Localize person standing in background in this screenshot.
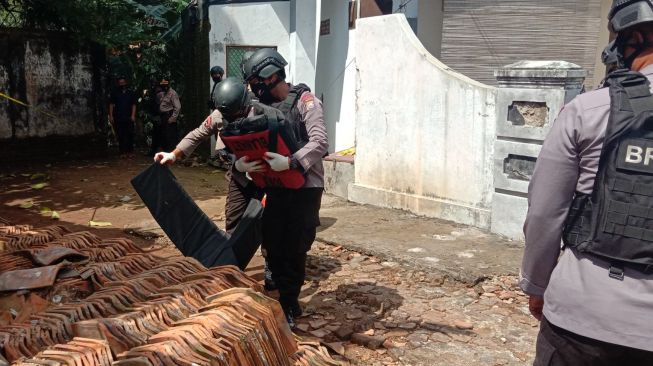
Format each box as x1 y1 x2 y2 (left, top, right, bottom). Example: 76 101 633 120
109 76 137 158
158 78 181 151
145 78 164 156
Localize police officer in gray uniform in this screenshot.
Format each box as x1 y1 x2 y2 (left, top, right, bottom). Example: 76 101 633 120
242 49 328 327
522 1 653 364
153 78 264 236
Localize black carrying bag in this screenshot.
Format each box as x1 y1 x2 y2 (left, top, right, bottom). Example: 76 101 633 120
130 164 263 269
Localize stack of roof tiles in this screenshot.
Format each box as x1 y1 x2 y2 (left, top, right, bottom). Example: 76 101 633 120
0 219 341 366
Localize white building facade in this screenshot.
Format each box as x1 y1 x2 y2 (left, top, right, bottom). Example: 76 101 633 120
206 1 598 240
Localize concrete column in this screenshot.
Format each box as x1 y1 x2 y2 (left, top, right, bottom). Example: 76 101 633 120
290 0 318 89
416 0 443 58
491 61 586 240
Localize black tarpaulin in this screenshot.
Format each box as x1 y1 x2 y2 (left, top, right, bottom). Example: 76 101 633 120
130 164 262 269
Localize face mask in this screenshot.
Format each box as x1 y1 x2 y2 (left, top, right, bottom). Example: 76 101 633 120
212 76 222 83
251 82 275 104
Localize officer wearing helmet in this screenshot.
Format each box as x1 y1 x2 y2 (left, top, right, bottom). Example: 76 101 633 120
208 65 225 110
241 51 256 80
241 48 328 327
207 65 231 168
153 77 264 234
522 1 653 363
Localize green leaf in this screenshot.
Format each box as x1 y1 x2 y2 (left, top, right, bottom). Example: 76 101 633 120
89 220 112 227
51 211 60 220
19 202 34 209
30 173 48 180
158 19 182 42
39 207 52 214
31 182 49 190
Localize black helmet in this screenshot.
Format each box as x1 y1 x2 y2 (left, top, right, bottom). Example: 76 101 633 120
213 77 251 117
609 0 653 32
241 50 256 78
210 65 224 75
243 48 287 81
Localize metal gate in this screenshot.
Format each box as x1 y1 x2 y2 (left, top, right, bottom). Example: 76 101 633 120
225 45 276 81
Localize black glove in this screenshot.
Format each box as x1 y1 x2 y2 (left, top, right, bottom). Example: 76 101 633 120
207 99 215 110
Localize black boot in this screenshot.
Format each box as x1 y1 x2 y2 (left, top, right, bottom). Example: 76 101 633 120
285 311 296 329
282 299 303 318
263 260 277 291
290 300 303 318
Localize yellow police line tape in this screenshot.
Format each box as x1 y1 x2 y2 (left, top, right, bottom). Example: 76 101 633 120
0 91 118 138
0 91 75 121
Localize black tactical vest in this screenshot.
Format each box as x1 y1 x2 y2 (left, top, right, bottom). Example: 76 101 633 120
563 69 653 277
271 84 311 146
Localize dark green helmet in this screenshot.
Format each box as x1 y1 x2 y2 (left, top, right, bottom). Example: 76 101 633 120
242 48 287 81
241 50 256 79
609 0 653 32
213 77 251 118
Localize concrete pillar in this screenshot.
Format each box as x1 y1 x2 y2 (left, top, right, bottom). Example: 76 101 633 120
290 0 318 89
491 61 586 240
417 0 443 58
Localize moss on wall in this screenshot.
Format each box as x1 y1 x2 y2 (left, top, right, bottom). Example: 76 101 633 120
0 29 106 162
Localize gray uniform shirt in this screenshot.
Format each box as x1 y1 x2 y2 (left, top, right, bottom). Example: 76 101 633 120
521 64 653 351
159 88 181 122
176 110 250 188
292 91 329 188
176 110 223 157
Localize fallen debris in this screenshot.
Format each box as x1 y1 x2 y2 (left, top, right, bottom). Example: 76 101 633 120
0 221 343 365
0 264 65 291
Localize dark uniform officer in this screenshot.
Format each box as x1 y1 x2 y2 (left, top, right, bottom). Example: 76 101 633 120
522 1 653 364
153 78 264 235
242 48 328 326
208 65 225 110
109 76 137 157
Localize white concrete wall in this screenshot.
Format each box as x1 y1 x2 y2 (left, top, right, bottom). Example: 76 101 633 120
349 14 497 229
208 2 318 90
334 35 357 152
316 0 357 153
209 3 290 78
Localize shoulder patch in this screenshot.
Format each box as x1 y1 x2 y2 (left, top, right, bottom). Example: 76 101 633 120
300 92 314 102
300 92 315 111
203 115 213 129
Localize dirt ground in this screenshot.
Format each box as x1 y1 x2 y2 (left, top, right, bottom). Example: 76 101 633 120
0 154 538 366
